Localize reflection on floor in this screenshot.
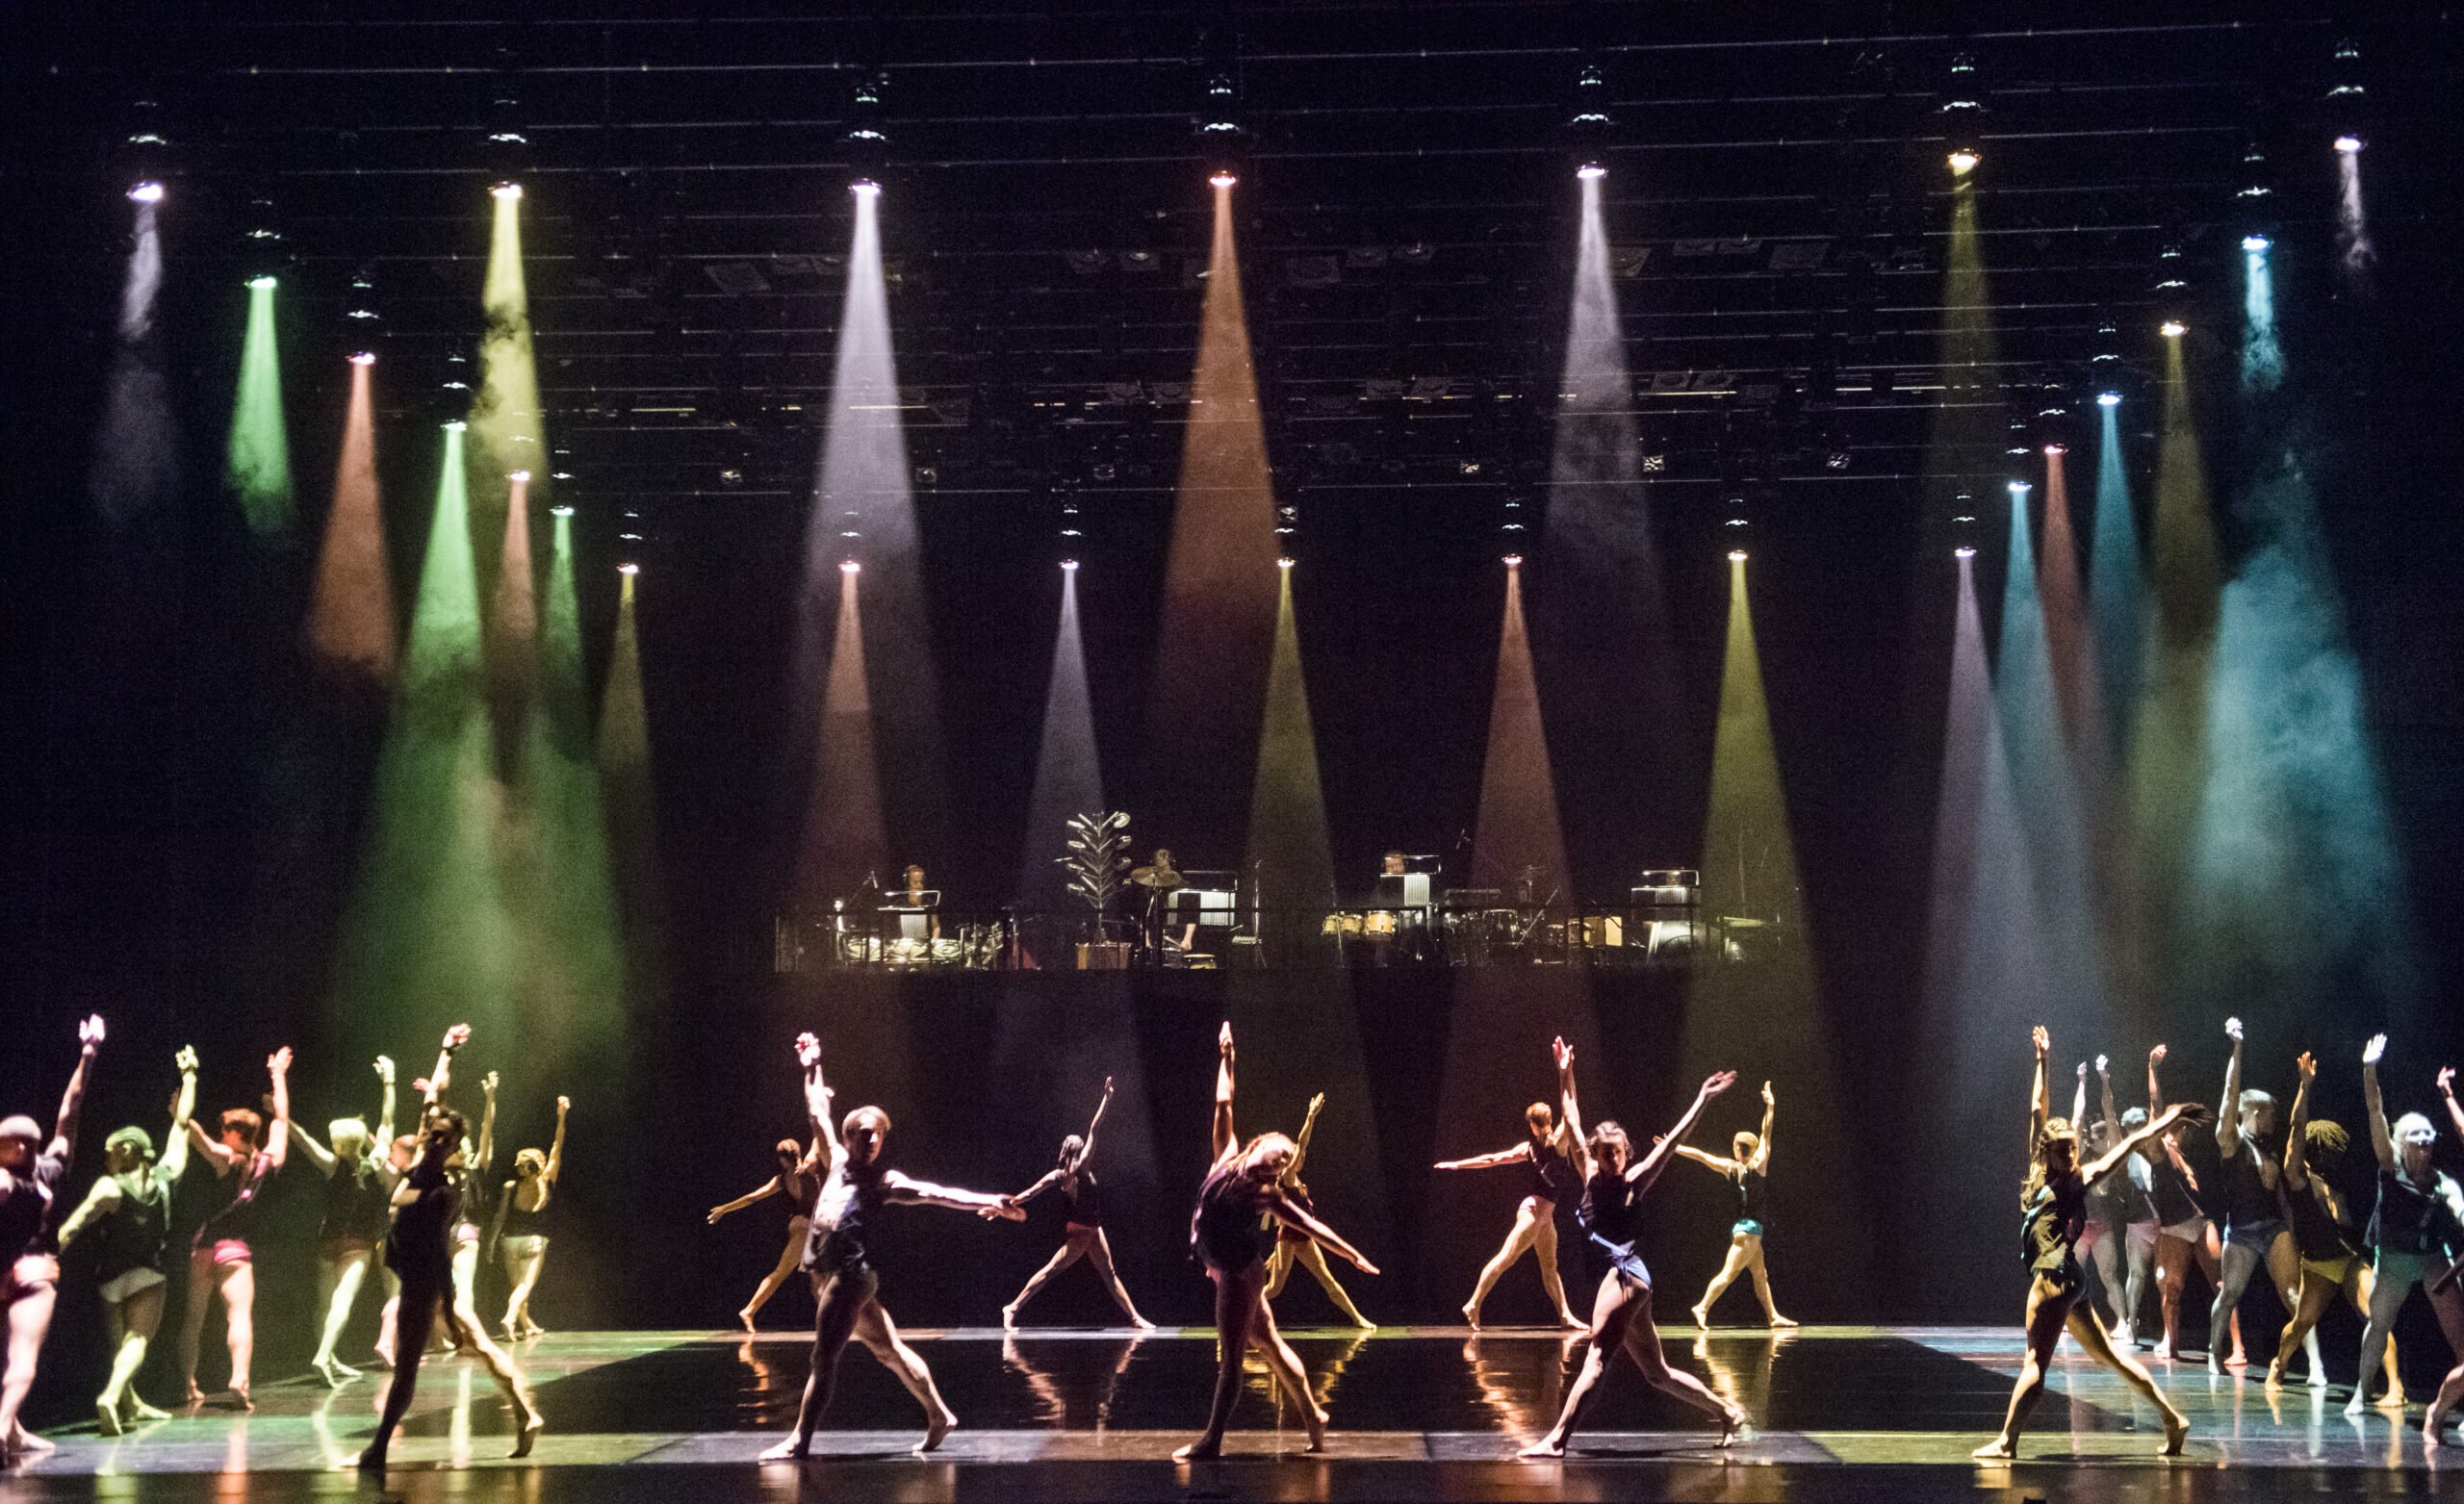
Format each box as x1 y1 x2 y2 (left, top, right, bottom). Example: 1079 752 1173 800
13 1326 2464 1501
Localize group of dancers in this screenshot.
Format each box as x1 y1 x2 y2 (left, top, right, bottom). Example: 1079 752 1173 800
0 1018 567 1468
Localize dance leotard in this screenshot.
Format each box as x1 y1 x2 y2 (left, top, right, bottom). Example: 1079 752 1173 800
1061 1168 1102 1230
1190 1161 1277 1273
320 1160 394 1250
1733 1166 1770 1236
1527 1141 1580 1205
192 1151 275 1259
806 1159 891 1280
95 1169 170 1288
1578 1168 1650 1286
385 1159 461 1288
2020 1171 2089 1294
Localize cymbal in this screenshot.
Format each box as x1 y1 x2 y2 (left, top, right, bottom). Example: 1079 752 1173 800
1129 865 1183 888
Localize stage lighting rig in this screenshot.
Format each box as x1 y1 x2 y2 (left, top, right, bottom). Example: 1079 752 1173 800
846 70 890 187
1564 58 1615 178
236 190 292 284
114 97 174 203
1196 68 1249 185
1937 50 1989 174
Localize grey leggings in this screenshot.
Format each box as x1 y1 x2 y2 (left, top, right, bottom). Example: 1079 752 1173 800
2354 1251 2430 1401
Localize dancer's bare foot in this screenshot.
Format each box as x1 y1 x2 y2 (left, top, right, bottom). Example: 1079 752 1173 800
757 1437 809 1462
1556 1310 1587 1331
1304 1406 1329 1453
13 1428 56 1458
183 1384 207 1408
126 1397 170 1422
1350 1316 1375 1332
2264 1360 2285 1389
231 1384 252 1413
1971 1437 2016 1461
2227 1346 2248 1368
1517 1436 1567 1459
2307 1364 2329 1390
1690 1303 1710 1330
511 1404 545 1459
1460 1301 1481 1330
1767 1313 1799 1329
1172 1438 1223 1461
2345 1393 2368 1418
2161 1412 2190 1456
522 1323 547 1340
2379 1389 2409 1412
96 1400 124 1438
736 1309 756 1335
1718 1406 1747 1446
1130 1316 1159 1331
918 1406 957 1453
1000 1304 1019 1332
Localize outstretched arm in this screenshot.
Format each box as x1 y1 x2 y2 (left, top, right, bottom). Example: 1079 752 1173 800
1434 1143 1535 1171
289 1119 339 1178
1081 1078 1113 1163
545 1096 570 1185
795 1034 842 1160
190 1116 237 1176
264 1048 292 1169
472 1072 498 1176
1751 1081 1775 1174
2364 1035 2395 1171
1675 1144 1738 1176
2438 1066 2464 1147
1210 1023 1237 1164
1630 1072 1736 1191
372 1056 398 1151
707 1176 784 1223
2147 1043 2168 1118
2217 1017 2245 1157
883 1169 1028 1220
160 1048 198 1183
426 1025 471 1109
48 1015 104 1165
2030 1027 2052 1158
2070 1063 2089 1139
1286 1092 1324 1185
2082 1101 2205 1185
57 1173 124 1250
1008 1169 1064 1207
2284 1053 2317 1191
1261 1184 1380 1274
1553 1036 1592 1180
2097 1056 2121 1147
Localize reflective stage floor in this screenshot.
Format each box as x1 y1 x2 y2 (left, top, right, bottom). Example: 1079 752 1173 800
12 1326 2464 1501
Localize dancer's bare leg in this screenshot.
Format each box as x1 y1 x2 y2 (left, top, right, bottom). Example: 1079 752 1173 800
852 1296 956 1452
1083 1232 1156 1328
1004 1231 1090 1329
2067 1304 2189 1453
2154 1234 2193 1359
1465 1199 1545 1328
759 1268 869 1461
500 1240 548 1339
315 1249 372 1380
1693 1234 1754 1328
741 1218 808 1332
1532 1213 1583 1328
1744 1237 1795 1327
98 1284 168 1429
1620 1294 1744 1440
441 1302 542 1455
218 1259 256 1407
360 1278 439 1471
2268 1271 2340 1388
1520 1271 1640 1457
1295 1241 1373 1330
177 1251 215 1402
1176 1262 1270 1461
1245 1284 1327 1449
0 1278 61 1454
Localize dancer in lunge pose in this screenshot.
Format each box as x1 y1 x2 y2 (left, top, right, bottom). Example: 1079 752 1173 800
1972 1028 2194 1462
708 1137 819 1332
59 1044 193 1433
2206 1018 2298 1374
1433 1099 1585 1330
1000 1078 1155 1330
176 1045 291 1410
285 1054 398 1384
760 1033 1025 1462
2267 1051 2398 1389
355 1082 542 1472
0 1015 102 1462
1266 1093 1374 1330
2345 1034 2464 1417
1518 1037 1743 1459
2144 1043 2233 1362
1675 1080 1795 1330
1176 1023 1379 1462
491 1094 568 1341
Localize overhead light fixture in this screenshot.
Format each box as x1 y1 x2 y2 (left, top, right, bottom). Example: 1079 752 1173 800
840 560 860 575
2334 136 2363 154
1577 163 1605 180
549 504 574 518
1728 549 1749 563
1061 559 1079 572
2161 319 2187 338
851 179 881 196
246 275 276 291
348 351 376 367
618 563 639 576
491 181 522 200
2242 234 2271 252
509 470 530 483
1955 546 1977 559
2008 480 2030 495
1209 170 1238 189
1502 553 1523 568
1947 148 1980 175
444 421 468 432
2043 444 2066 456
1275 556 1294 570
128 182 165 203
2097 392 2122 407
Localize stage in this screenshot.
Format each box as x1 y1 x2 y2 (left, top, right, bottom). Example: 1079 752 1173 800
13 1326 2464 1501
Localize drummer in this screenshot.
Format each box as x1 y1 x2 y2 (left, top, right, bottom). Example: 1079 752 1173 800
1130 850 1193 960
882 865 941 959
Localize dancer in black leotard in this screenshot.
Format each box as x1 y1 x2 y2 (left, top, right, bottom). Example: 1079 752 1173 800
1176 1022 1379 1463
2143 1042 2232 1362
1000 1078 1155 1330
1266 1093 1375 1330
761 1033 1025 1462
1676 1080 1796 1330
0 1014 101 1464
285 1053 398 1385
1434 1100 1585 1329
1518 1036 1742 1459
2266 1050 2396 1389
59 1043 193 1434
1973 1028 2194 1461
176 1046 291 1410
709 1138 820 1331
491 1093 567 1341
2207 1017 2298 1375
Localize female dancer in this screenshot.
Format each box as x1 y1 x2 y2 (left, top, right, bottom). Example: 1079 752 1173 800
761 1032 1026 1462
490 1093 568 1341
356 1087 542 1471
1675 1080 1795 1330
286 1054 397 1384
2266 1051 2399 1389
2206 1017 2298 1374
1972 1027 2194 1461
1266 1093 1374 1330
2087 1057 2159 1347
999 1078 1154 1330
2426 1065 2464 1446
1433 1100 1584 1330
59 1044 193 1432
0 1015 102 1462
2144 1043 2234 1362
1518 1036 1743 1458
1178 1023 1379 1462
177 1045 291 1409
2345 1034 2464 1417
708 1137 819 1331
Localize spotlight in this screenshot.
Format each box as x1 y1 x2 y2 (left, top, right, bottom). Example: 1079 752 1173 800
246 275 276 291
2043 444 2066 456
2096 392 2121 407
1502 553 1523 568
851 179 881 196
508 470 530 483
1577 163 1605 180
1276 556 1295 571
1061 559 1079 572
348 351 376 367
2242 234 2271 252
549 504 574 518
618 563 639 576
2008 480 2030 495
839 560 861 575
2335 136 2363 155
1728 549 1748 563
1955 546 1977 559
128 181 165 203
491 181 523 200
1947 149 1980 175
2161 319 2187 338
444 421 468 432
1209 170 1238 189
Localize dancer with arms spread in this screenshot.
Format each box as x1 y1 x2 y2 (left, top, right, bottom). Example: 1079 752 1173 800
59 1043 192 1433
1675 1080 1795 1330
2143 1043 2231 1361
1518 1036 1743 1459
761 1032 1025 1462
1433 1098 1585 1330
1973 1027 2194 1461
2266 1050 2396 1389
708 1135 819 1332
176 1044 289 1410
284 1053 397 1385
1000 1077 1155 1330
1178 1023 1379 1462
0 1015 102 1462
1265 1093 1374 1331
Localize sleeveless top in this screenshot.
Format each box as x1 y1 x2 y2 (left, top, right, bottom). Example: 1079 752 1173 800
385 1159 459 1284
2368 1166 2464 1258
2145 1151 2204 1226
2220 1139 2282 1228
1578 1167 1651 1284
0 1147 66 1261
1526 1142 1579 1205
806 1159 890 1278
1734 1166 1770 1229
501 1182 550 1238
96 1169 171 1281
2021 1171 2088 1279
320 1160 394 1245
1060 1168 1102 1228
2287 1173 2357 1263
192 1151 275 1250
1189 1161 1276 1272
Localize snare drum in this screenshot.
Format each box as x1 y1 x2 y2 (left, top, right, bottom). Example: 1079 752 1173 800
1363 910 1398 936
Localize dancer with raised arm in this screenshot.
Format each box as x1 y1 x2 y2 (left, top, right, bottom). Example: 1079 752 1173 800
491 1094 568 1341
2144 1043 2232 1361
176 1045 290 1410
2425 1065 2464 1446
285 1054 398 1385
1518 1036 1744 1459
1000 1078 1155 1330
59 1044 192 1433
355 1074 543 1472
1177 1023 1380 1462
1972 1027 2194 1462
1433 1099 1585 1330
2088 1056 2159 1347
708 1137 819 1332
761 1033 1026 1462
2345 1034 2464 1417
1266 1093 1374 1331
2206 1018 2297 1374
2266 1051 2397 1389
0 1015 102 1462
1676 1080 1795 1330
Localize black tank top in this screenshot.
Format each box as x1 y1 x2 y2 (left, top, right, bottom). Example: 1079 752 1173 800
2145 1152 2204 1225
807 1160 890 1276
96 1169 169 1280
501 1183 549 1238
2221 1139 2281 1228
1526 1142 1579 1204
2022 1172 2088 1274
2369 1167 2464 1258
1060 1168 1102 1227
192 1152 275 1249
320 1160 393 1244
1189 1162 1276 1272
1578 1168 1642 1246
2287 1174 2356 1262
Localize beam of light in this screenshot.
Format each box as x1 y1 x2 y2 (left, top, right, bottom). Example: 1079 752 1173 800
799 564 887 896
1918 549 2059 1309
2088 399 2145 760
1245 561 1335 963
1535 170 1684 888
225 276 295 536
89 197 176 526
2336 147 2374 281
1922 170 2001 530
598 565 666 998
486 471 539 778
305 357 397 686
795 182 944 892
2241 239 2282 395
1468 564 1570 905
1148 177 1281 852
1017 564 1104 912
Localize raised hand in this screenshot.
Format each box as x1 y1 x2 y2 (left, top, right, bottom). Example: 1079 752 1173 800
443 1024 472 1053
2077 1061 2090 1083
374 1055 396 1083
2364 1034 2387 1067
1308 1092 1326 1114
2441 1067 2456 1099
79 1014 107 1050
413 1078 433 1098
1102 1076 1115 1097
175 1045 199 1074
2095 1055 2109 1076
556 1095 571 1114
1761 1081 1775 1106
483 1071 500 1095
794 1032 820 1068
1702 1071 1737 1100
2150 1043 2168 1065
2033 1026 2050 1058
1553 1035 1574 1071
2225 1016 2244 1043
268 1046 293 1076
1219 1021 1235 1058
2297 1052 2317 1083
707 1207 728 1224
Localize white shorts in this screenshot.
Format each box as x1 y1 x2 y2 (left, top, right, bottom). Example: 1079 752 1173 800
100 1266 167 1305
2162 1217 2207 1243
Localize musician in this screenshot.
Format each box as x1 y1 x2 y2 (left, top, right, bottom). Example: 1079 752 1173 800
1130 851 1194 961
1370 854 1436 961
883 865 940 956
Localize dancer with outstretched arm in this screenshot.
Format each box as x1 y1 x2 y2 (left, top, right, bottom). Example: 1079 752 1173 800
2345 1034 2464 1417
285 1053 398 1384
1178 1023 1380 1462
1518 1036 1743 1458
1266 1093 1374 1331
176 1045 290 1410
2266 1051 2397 1389
0 1015 102 1462
1000 1077 1155 1330
1972 1027 2194 1461
761 1033 1025 1462
58 1043 193 1433
1674 1080 1795 1330
491 1093 568 1341
2205 1017 2297 1375
2143 1043 2231 1362
708 1136 819 1332
1433 1098 1585 1330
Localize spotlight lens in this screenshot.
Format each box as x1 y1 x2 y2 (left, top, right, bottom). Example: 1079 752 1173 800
2161 319 2187 338
840 560 860 574
2097 392 2121 407
851 179 881 196
549 504 574 517
618 563 639 575
509 470 531 483
1577 163 1605 180
2242 234 2271 252
1955 546 1977 559
1947 150 1980 174
247 275 276 291
2043 444 2066 456
2335 136 2363 154
1275 556 1295 570
348 351 376 367
1061 559 1079 572
444 421 468 432
1728 549 1748 563
1209 171 1238 189
1502 553 1523 568
129 182 165 203
492 181 523 200
2008 480 2030 495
